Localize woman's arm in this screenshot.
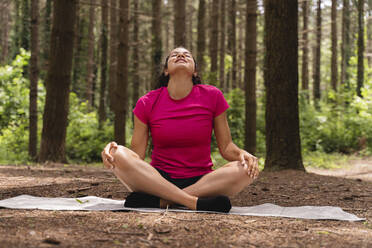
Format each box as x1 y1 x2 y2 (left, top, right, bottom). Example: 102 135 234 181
131 115 149 160
214 111 259 178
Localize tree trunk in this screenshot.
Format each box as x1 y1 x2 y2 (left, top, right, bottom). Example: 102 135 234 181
1 1 10 64
210 0 219 81
331 0 338 91
197 0 206 77
237 6 244 90
301 0 309 94
367 1 372 67
86 0 96 106
71 0 81 94
29 0 39 160
219 0 226 90
114 0 129 145
132 0 140 112
152 0 162 90
41 0 52 78
98 0 108 124
264 0 304 171
174 0 186 47
313 0 322 107
187 1 194 52
164 1 170 54
21 0 30 50
109 0 118 112
39 0 76 163
341 0 351 87
12 0 22 57
356 0 364 97
228 0 237 89
244 0 257 155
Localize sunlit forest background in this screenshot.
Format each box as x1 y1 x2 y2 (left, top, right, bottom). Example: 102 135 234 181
0 0 371 168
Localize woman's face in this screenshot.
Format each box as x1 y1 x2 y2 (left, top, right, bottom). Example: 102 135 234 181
165 47 196 77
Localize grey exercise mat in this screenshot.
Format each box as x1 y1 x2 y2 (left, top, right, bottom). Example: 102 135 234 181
0 195 365 221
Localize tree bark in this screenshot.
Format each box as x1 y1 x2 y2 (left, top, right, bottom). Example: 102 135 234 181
152 0 162 90
356 0 364 97
1 1 10 64
41 0 52 77
197 0 206 77
210 0 219 81
264 0 304 171
187 1 194 52
29 0 39 160
13 0 22 57
313 0 322 107
21 0 30 50
132 0 140 111
341 0 351 87
109 0 118 112
331 0 338 91
301 0 309 94
164 1 170 54
114 0 129 145
174 0 186 47
245 0 257 155
228 0 237 89
98 0 108 124
237 5 244 90
219 0 226 90
367 1 372 67
71 0 81 94
39 0 76 163
86 0 96 106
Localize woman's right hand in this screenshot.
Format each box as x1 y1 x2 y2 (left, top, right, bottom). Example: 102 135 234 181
101 142 118 170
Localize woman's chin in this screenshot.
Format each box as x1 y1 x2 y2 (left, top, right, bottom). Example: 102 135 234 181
169 66 193 75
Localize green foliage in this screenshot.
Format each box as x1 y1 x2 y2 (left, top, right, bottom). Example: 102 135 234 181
226 88 245 149
0 51 114 164
66 93 114 163
303 151 356 169
0 121 29 163
299 82 372 155
212 88 266 157
0 49 45 164
0 49 30 131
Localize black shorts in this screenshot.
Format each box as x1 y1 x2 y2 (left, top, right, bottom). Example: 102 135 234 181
155 168 204 189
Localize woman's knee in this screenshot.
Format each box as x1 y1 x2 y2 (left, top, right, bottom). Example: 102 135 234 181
111 145 136 167
230 161 255 185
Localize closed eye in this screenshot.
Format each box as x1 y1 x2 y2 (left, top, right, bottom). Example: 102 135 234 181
170 52 192 58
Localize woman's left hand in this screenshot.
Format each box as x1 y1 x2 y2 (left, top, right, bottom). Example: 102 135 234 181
239 150 259 179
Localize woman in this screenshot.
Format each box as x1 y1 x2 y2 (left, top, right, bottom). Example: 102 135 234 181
101 47 259 213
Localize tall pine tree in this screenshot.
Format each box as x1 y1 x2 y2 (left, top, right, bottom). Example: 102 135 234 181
264 0 304 171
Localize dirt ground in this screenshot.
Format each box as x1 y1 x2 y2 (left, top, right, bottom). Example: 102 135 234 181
0 158 371 248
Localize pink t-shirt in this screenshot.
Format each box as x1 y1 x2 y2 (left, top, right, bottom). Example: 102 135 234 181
133 84 229 178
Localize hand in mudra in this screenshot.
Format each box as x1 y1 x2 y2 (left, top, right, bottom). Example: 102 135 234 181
239 150 259 179
101 142 118 170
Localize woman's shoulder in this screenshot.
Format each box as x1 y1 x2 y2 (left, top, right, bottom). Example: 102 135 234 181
195 84 223 94
138 87 164 103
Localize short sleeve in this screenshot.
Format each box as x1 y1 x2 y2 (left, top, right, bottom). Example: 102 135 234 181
133 97 148 125
214 88 230 117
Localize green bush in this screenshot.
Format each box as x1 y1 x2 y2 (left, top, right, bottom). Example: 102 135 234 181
66 93 114 163
0 49 30 132
0 51 115 163
299 83 372 155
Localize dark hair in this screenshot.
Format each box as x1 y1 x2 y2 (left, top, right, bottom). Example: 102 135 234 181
154 49 202 89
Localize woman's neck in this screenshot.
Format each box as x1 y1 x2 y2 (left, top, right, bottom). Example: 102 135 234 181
167 73 193 100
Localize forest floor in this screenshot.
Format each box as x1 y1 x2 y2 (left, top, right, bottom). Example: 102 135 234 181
0 158 371 247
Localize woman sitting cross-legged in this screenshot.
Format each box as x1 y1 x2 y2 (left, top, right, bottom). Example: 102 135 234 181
101 47 259 213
